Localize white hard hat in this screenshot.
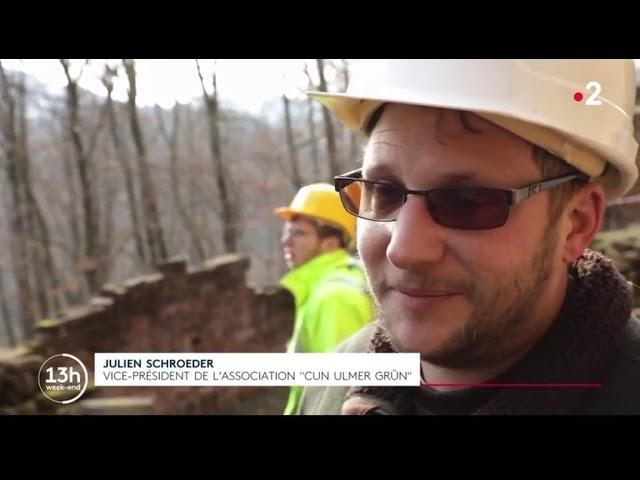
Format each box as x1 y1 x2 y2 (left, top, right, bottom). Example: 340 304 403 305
309 60 639 200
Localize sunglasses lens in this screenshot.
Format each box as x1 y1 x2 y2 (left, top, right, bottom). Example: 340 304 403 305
338 180 362 216
361 182 404 220
336 176 512 229
428 187 510 229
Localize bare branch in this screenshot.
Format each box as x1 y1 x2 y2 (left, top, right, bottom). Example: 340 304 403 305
86 98 110 160
195 60 208 99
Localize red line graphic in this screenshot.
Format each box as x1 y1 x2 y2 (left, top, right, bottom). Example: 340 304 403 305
421 383 602 388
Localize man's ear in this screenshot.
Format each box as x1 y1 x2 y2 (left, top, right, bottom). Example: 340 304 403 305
319 235 341 252
561 182 606 263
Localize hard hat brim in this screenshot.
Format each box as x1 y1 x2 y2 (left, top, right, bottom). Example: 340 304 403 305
273 207 295 220
308 90 639 200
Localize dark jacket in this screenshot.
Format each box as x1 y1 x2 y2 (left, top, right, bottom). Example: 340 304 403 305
299 250 640 415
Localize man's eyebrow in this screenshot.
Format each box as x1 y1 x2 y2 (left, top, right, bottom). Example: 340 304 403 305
362 163 398 178
437 172 478 184
374 128 406 135
363 165 483 185
372 139 400 146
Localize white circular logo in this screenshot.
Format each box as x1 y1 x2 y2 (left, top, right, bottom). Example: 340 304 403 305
38 353 88 404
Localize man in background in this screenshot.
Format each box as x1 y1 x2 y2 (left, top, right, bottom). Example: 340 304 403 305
275 183 374 415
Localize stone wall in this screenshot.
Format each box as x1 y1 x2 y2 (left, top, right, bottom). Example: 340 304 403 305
0 254 294 414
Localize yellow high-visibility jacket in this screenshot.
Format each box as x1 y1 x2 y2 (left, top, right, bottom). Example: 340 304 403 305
280 249 374 415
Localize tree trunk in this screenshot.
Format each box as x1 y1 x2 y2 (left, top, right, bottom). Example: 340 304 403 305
283 94 302 189
33 199 64 312
16 78 49 319
0 268 17 347
306 96 320 181
102 66 148 265
98 143 117 286
155 103 206 262
316 59 339 178
0 62 36 335
123 59 168 265
60 135 82 258
195 60 238 253
60 59 100 292
340 60 360 166
185 104 216 257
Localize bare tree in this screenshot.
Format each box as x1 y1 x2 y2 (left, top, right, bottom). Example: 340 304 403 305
195 60 239 253
15 74 62 316
316 59 339 178
303 63 321 181
155 103 206 262
282 94 303 189
55 115 82 257
0 62 36 334
183 103 218 257
101 65 148 266
95 119 120 285
60 59 107 292
307 98 321 181
341 60 360 166
0 262 16 346
123 59 168 264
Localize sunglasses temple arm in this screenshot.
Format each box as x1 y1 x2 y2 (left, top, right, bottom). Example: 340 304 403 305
334 169 363 192
511 174 584 205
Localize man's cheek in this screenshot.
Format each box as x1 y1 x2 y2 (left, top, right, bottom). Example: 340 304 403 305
358 222 390 255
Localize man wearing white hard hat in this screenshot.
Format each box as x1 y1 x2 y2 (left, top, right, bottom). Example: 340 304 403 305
298 60 640 415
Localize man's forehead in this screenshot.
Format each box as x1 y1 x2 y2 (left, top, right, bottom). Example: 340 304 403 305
363 104 538 186
370 104 497 138
285 216 316 229
363 162 482 184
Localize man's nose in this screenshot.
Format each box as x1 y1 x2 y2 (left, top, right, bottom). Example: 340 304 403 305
386 195 446 270
281 231 292 246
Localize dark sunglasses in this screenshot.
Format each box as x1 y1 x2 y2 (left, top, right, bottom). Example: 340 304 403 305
334 168 587 230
